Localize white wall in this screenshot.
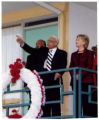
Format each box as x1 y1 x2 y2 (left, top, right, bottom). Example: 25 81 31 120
69 2 97 59
68 2 97 115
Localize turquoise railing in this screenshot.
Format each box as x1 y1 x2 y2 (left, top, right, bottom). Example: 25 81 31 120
3 67 97 118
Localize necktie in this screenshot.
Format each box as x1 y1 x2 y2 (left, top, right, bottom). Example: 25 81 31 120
46 50 53 71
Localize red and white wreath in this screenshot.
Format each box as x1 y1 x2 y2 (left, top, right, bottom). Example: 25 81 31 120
2 58 45 118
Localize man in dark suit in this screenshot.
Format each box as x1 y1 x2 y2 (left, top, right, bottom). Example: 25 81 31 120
16 35 67 117
24 40 46 109
25 40 46 71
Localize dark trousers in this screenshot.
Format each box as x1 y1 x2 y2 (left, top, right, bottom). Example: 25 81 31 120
91 90 98 117
71 81 94 118
42 88 61 117
41 73 61 117
82 83 94 117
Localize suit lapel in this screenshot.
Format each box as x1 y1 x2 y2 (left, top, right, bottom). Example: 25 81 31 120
52 48 59 66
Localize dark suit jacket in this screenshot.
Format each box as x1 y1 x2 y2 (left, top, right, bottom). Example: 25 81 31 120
69 49 94 86
22 43 67 85
24 54 40 87
26 54 39 71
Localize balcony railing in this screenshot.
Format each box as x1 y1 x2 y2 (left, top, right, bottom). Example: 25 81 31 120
3 67 97 118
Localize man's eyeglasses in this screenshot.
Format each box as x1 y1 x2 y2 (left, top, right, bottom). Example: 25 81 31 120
48 40 57 43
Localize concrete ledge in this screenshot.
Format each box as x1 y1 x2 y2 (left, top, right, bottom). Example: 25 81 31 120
2 98 20 105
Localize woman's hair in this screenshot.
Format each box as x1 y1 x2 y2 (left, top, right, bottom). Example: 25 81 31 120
77 34 89 48
92 45 97 51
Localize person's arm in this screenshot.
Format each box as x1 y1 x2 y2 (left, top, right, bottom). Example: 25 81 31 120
16 35 24 46
59 51 67 75
55 51 67 79
81 51 94 77
22 43 39 54
16 35 39 54
69 53 79 81
69 53 74 77
93 57 97 86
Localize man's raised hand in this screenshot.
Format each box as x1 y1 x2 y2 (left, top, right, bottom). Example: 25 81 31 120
16 35 24 46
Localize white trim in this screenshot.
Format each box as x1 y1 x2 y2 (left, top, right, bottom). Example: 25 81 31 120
20 23 25 116
35 2 61 15
58 16 59 43
20 23 25 60
24 21 58 31
23 14 58 24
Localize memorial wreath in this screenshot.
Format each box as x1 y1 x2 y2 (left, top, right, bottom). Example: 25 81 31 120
2 58 45 118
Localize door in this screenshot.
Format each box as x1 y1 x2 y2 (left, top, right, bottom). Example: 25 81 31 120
23 24 58 115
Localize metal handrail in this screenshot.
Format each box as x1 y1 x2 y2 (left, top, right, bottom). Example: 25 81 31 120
3 67 97 118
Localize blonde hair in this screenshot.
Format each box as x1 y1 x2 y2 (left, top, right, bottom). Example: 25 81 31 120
77 34 89 48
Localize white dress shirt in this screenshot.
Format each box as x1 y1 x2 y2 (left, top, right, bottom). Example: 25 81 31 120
43 47 57 69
